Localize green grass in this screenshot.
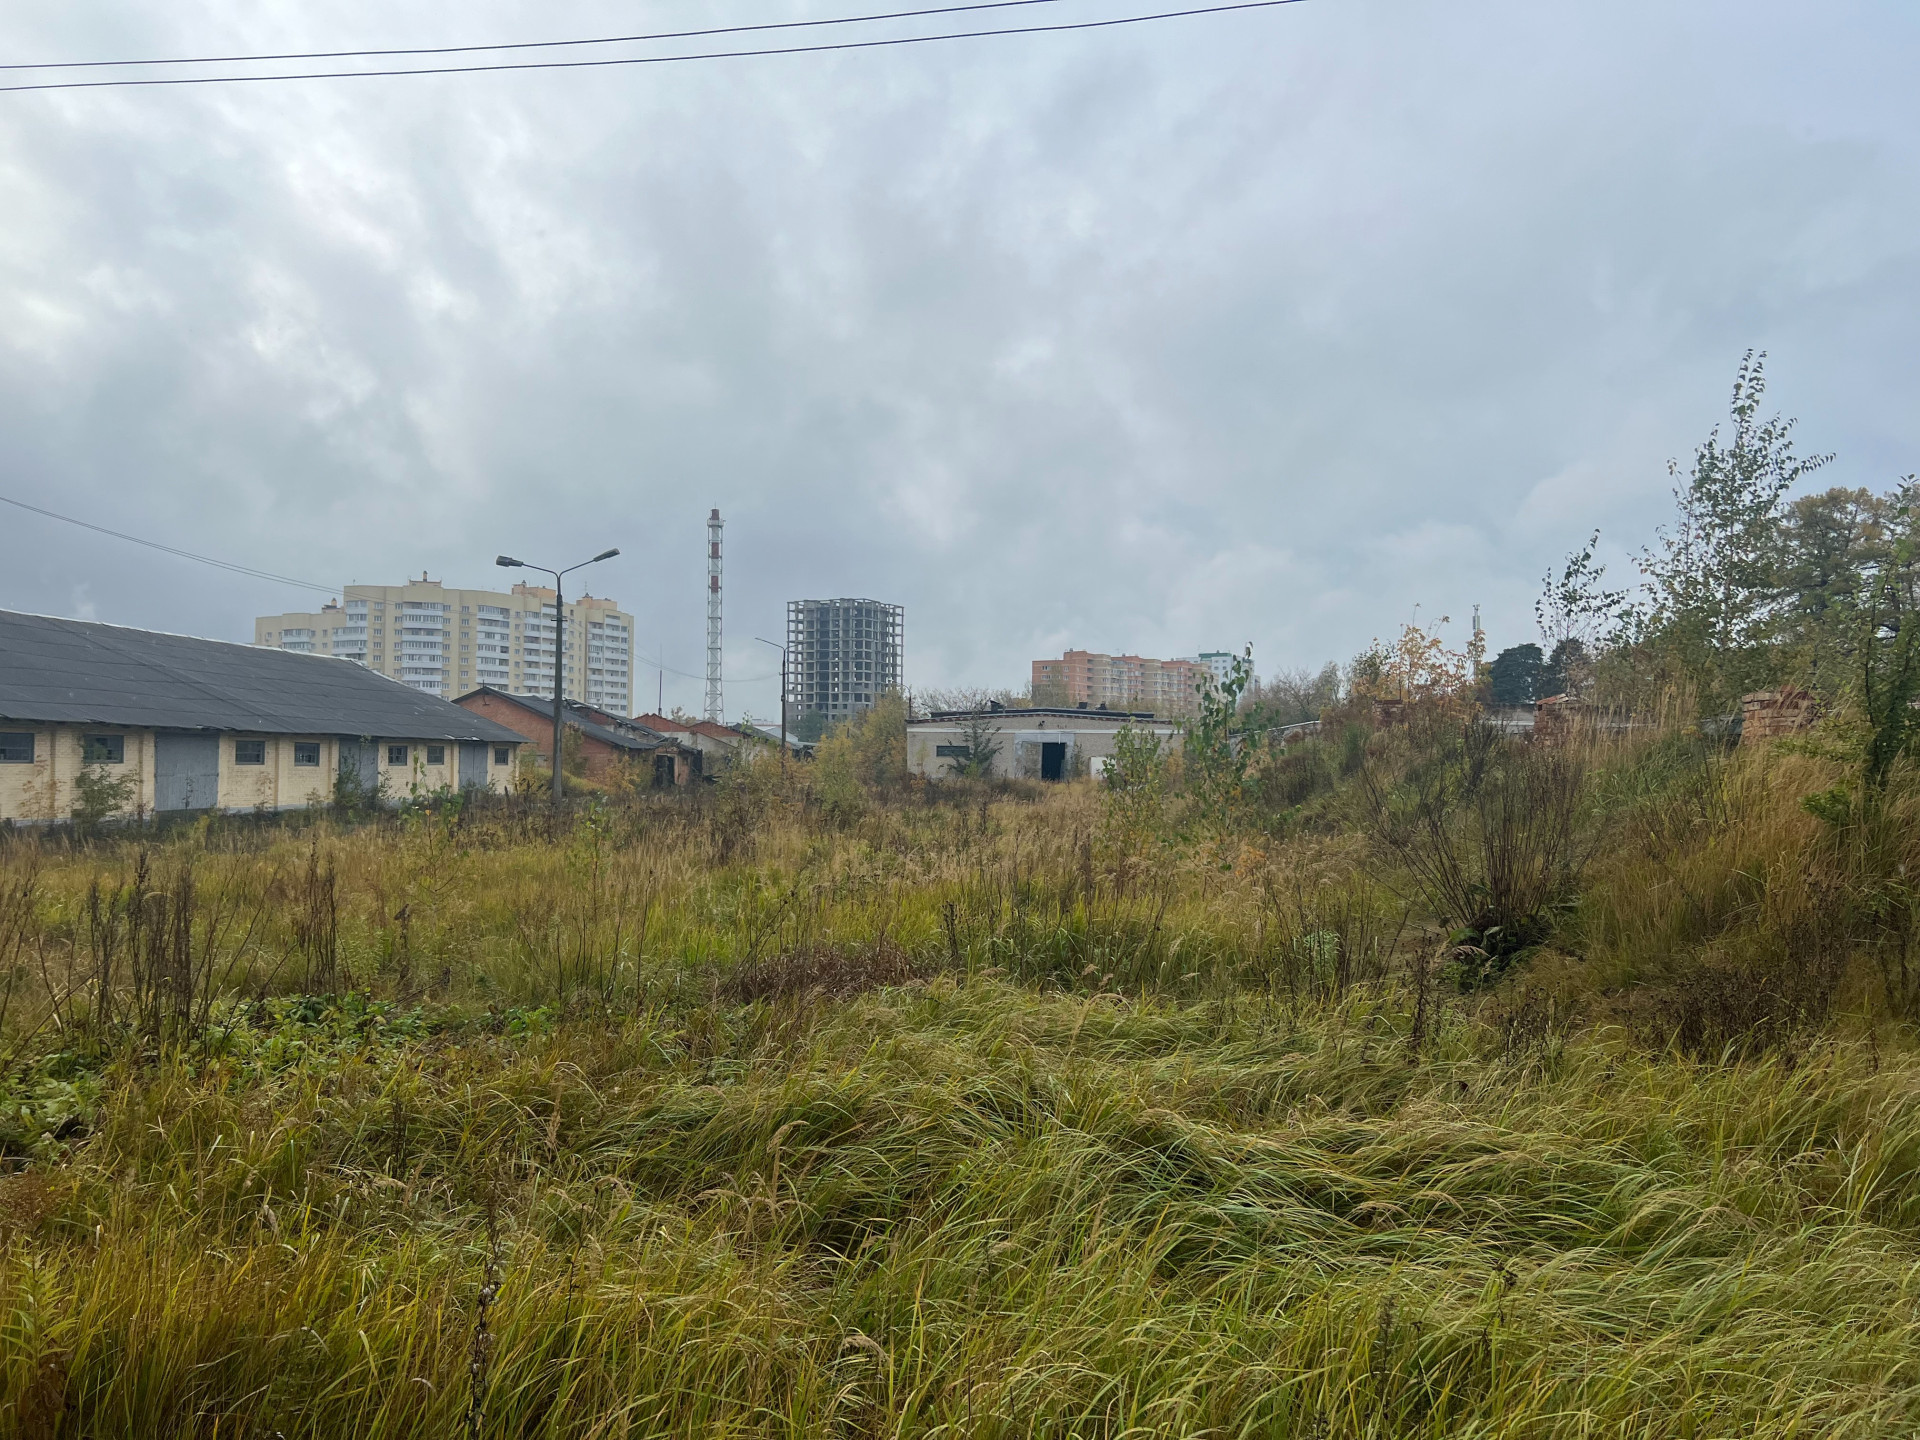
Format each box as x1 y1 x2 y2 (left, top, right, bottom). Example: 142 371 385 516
1 763 1918 1436
7 987 1920 1436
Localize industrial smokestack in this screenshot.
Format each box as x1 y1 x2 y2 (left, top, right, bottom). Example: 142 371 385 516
706 508 724 722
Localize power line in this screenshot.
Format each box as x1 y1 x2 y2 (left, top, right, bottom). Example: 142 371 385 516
2 490 784 682
0 0 1066 71
0 1 1306 94
0 492 336 593
2 491 789 682
636 646 779 685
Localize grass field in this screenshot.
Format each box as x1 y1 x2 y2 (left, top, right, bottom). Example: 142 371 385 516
2 730 1918 1437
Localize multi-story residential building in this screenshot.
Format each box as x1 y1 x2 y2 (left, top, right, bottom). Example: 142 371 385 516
256 575 633 710
786 598 904 726
1031 649 1214 716
1195 651 1239 689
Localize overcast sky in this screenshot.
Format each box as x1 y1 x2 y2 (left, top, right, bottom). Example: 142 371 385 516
1 0 1916 720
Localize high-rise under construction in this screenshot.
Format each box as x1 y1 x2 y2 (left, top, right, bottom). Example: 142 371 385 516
786 598 903 726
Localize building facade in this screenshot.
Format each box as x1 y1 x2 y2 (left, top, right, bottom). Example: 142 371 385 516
786 598 903 726
456 689 700 787
256 575 633 712
631 712 751 764
1031 650 1213 716
1 610 523 823
1195 652 1239 689
908 707 1182 782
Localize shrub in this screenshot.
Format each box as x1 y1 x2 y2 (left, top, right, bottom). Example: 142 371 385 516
1362 724 1587 986
71 763 136 834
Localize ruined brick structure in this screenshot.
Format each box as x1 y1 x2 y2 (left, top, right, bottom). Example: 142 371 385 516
1739 689 1817 745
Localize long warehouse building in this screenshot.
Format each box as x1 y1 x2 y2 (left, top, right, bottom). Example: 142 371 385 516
0 609 524 823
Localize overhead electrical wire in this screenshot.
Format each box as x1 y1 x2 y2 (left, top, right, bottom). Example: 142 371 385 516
639 651 780 684
0 0 1305 94
0 0 1068 71
0 492 336 593
1 492 775 682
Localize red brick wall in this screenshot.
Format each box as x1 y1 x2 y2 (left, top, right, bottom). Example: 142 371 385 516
455 692 632 781
1740 689 1817 745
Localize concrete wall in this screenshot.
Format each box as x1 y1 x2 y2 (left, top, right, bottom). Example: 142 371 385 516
0 725 516 823
0 726 154 822
631 714 738 764
907 714 1182 781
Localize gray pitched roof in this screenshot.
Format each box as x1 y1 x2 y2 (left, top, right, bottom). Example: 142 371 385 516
0 610 525 743
454 687 669 753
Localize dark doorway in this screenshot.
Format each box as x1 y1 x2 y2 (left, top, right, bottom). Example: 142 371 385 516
653 753 677 788
1040 741 1067 781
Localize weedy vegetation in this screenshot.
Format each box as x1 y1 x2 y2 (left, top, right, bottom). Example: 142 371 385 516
3 357 1920 1436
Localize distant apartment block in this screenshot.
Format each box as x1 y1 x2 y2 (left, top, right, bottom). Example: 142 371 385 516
256 575 633 710
787 598 903 724
1196 651 1239 688
1032 649 1222 716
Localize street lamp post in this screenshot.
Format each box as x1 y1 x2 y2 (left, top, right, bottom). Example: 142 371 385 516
754 636 788 772
496 548 620 803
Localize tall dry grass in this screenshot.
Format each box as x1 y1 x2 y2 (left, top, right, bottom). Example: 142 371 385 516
0 735 1916 1434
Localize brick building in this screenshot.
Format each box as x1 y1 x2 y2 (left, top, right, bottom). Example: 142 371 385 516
455 688 698 787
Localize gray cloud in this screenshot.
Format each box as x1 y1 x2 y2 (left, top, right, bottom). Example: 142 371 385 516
2 0 1916 719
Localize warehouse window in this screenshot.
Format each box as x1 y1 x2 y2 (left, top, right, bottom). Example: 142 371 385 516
84 734 126 764
0 733 35 764
293 742 320 767
426 744 446 766
387 744 409 766
493 746 511 765
234 739 266 766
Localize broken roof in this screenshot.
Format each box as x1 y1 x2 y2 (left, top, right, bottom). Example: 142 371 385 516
454 687 673 753
0 610 524 743
631 712 745 741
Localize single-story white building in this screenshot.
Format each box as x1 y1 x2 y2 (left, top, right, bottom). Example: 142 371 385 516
907 706 1183 782
0 609 525 824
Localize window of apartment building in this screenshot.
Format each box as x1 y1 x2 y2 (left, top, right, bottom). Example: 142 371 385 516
0 733 35 764
387 744 409 766
494 746 511 765
426 744 446 765
294 742 321 767
84 734 125 764
234 739 266 766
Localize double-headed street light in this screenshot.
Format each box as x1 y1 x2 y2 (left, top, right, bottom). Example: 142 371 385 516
496 548 620 802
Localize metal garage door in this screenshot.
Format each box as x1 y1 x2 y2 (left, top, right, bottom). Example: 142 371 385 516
458 742 489 791
154 733 220 812
338 739 379 797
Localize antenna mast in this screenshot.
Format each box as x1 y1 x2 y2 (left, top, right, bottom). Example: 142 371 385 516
705 508 724 721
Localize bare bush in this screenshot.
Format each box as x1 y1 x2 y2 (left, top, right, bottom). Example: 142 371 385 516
1362 725 1588 985
1261 875 1404 1004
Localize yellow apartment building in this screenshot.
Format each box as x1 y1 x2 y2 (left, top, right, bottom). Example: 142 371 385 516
255 575 633 714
